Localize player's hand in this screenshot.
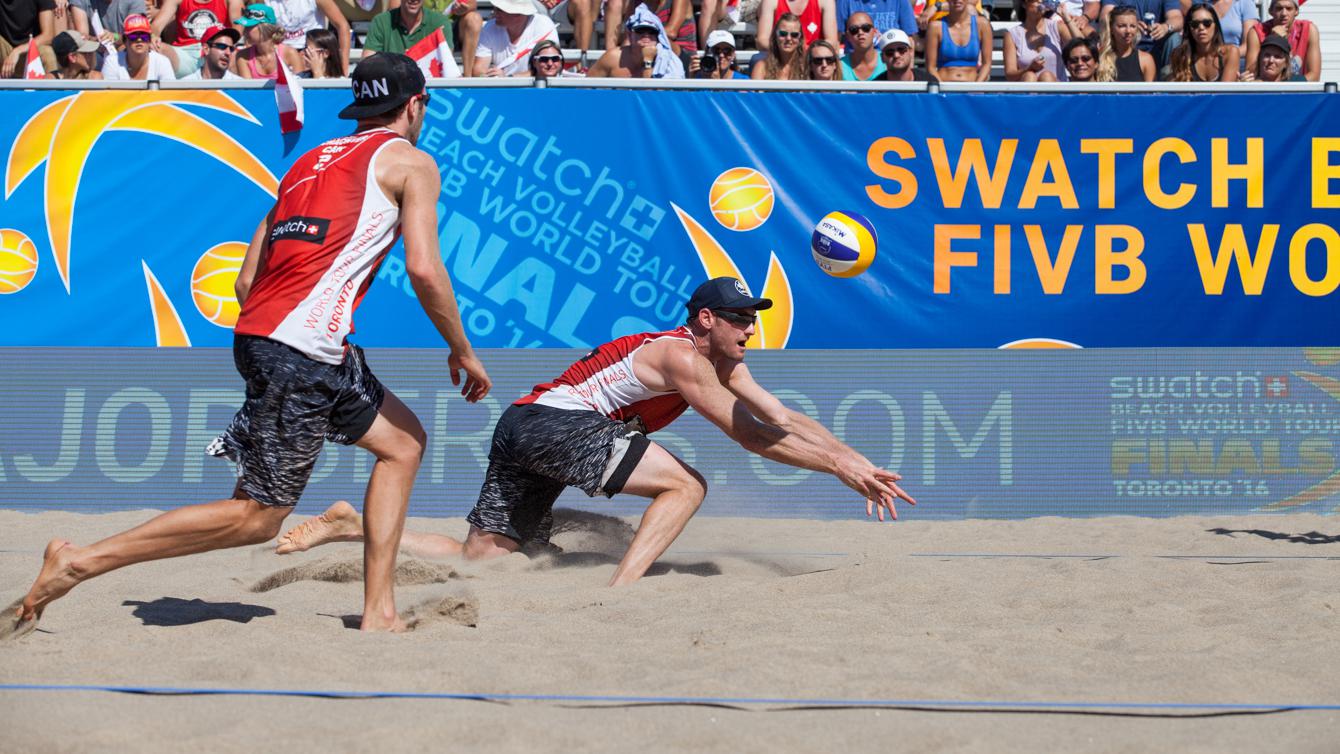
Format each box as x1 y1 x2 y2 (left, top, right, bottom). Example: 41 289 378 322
835 457 916 521
448 348 492 402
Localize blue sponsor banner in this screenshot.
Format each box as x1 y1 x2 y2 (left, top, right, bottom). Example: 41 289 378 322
1 347 1337 517
0 88 1337 350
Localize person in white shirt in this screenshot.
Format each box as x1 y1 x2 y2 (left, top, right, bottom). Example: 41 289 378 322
179 23 243 78
100 13 177 79
473 0 558 76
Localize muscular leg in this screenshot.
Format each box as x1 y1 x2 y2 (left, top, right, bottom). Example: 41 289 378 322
352 390 426 632
276 500 468 559
604 0 624 50
607 442 706 586
568 0 595 61
457 10 483 76
14 493 290 625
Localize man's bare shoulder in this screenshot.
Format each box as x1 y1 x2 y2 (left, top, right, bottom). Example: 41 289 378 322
588 48 624 77
375 139 436 200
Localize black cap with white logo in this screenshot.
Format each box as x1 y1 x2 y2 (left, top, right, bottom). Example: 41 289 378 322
338 53 426 120
685 277 773 316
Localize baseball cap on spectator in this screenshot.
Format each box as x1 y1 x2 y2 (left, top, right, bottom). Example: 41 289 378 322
200 24 242 44
53 30 101 57
880 28 911 48
705 30 736 50
338 53 426 120
489 0 536 14
1259 34 1290 55
237 3 278 26
123 13 152 35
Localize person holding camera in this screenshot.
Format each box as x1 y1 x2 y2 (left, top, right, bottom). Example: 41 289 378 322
688 29 749 78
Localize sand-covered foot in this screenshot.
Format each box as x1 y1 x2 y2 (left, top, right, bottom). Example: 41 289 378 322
360 612 409 633
275 501 362 554
3 540 78 640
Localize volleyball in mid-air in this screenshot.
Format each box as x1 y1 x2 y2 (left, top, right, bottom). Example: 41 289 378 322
810 211 877 278
0 228 39 294
709 167 775 231
191 241 246 328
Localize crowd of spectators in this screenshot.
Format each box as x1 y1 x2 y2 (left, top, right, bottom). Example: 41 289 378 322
0 0 1325 82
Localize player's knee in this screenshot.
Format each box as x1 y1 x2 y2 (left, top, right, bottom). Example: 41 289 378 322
237 501 288 543
460 10 482 33
677 466 707 506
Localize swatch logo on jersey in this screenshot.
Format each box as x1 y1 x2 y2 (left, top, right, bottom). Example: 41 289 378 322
5 91 278 345
270 216 331 244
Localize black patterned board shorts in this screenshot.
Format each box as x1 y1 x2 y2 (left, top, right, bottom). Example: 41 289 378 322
207 335 386 508
465 403 651 545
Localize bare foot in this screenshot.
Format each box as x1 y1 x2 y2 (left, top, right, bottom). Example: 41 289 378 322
13 540 79 627
275 500 362 554
360 612 409 633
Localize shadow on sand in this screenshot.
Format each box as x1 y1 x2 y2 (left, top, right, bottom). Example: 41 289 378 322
123 597 276 626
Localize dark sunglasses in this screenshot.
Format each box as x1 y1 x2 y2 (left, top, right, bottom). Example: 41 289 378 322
712 309 757 327
776 30 802 39
846 22 873 33
809 55 836 64
1066 54 1094 63
209 42 235 51
534 54 562 63
126 32 151 42
712 45 734 55
416 92 432 105
882 44 910 55
633 25 658 34
1188 17 1215 28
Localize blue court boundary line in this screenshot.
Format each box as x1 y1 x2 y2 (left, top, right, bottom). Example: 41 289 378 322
1 683 1338 714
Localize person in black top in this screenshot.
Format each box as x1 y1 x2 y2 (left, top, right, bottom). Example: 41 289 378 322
1097 4 1155 80
879 27 938 81
1 0 57 76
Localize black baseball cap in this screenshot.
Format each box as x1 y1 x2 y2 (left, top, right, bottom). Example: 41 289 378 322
1259 34 1290 56
685 277 773 315
338 53 426 120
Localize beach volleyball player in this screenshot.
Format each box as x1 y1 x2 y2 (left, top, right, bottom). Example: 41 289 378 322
7 54 491 637
278 277 915 585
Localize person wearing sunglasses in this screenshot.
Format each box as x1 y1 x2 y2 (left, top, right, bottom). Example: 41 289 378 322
751 11 808 79
10 54 493 638
806 38 841 79
179 23 242 78
1060 35 1097 78
588 6 683 77
232 4 304 78
275 276 916 588
838 12 884 79
526 37 580 77
1168 2 1237 80
688 29 748 78
100 13 178 78
756 0 838 54
49 29 103 79
836 0 918 53
1098 0 1181 76
924 0 991 81
879 27 934 79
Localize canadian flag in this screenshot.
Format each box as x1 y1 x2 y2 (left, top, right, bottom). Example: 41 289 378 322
405 27 461 78
24 36 45 79
275 54 304 133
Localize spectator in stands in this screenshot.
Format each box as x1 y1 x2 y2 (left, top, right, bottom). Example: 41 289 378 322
526 37 575 76
1244 0 1318 81
1099 0 1181 75
837 0 916 47
751 11 808 78
267 0 350 72
879 27 933 78
1 0 57 77
1190 0 1255 62
515 0 592 68
1061 34 1096 77
473 0 557 75
915 0 984 37
1168 1 1236 79
365 0 480 76
689 28 749 77
179 22 240 76
587 6 684 77
1240 31 1303 80
330 0 390 47
839 11 884 79
301 25 343 74
756 0 838 53
67 0 144 48
925 0 990 81
1003 0 1082 81
101 13 177 76
151 0 240 77
805 37 840 77
1095 4 1155 79
51 28 103 76
232 5 303 77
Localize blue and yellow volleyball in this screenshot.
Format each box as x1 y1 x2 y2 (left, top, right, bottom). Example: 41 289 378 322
810 211 877 278
0 228 39 294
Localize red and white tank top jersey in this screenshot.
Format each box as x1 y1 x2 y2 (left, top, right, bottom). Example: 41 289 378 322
516 326 695 433
234 128 403 365
173 0 228 45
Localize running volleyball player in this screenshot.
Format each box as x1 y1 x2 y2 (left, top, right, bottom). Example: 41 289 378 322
6 54 490 637
277 277 915 585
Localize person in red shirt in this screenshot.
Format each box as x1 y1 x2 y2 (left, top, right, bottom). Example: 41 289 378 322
151 0 242 76
276 277 916 586
6 54 491 639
